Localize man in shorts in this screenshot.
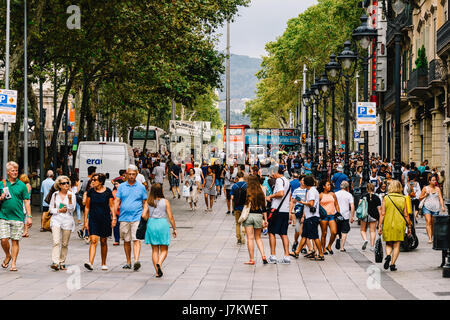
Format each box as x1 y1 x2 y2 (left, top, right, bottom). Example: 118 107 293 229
334 181 354 252
114 165 148 271
0 161 32 271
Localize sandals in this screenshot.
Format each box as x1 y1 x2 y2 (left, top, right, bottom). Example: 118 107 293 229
2 257 11 269
289 252 299 259
262 256 268 265
50 263 59 271
326 247 334 255
304 251 316 258
59 264 67 271
340 248 347 252
244 260 255 265
156 264 163 278
312 255 325 261
9 267 18 272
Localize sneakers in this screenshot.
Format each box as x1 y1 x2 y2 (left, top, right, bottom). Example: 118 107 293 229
335 238 341 250
369 247 375 252
262 228 268 236
122 263 132 269
362 240 368 250
267 255 278 264
133 261 141 271
77 230 83 239
226 211 230 215
101 265 108 271
84 263 93 271
278 256 291 264
291 242 298 252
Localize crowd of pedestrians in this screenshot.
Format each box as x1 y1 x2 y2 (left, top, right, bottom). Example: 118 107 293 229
0 148 448 276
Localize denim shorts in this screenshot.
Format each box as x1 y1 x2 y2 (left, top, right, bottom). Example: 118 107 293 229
422 207 439 216
215 179 223 187
321 215 335 222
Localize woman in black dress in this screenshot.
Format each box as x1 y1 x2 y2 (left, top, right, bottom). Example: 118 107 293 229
83 173 116 271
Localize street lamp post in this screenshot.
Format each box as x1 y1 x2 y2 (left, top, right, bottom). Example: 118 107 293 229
381 0 410 181
352 14 378 184
302 90 310 156
336 41 357 177
311 78 321 177
325 54 342 172
318 71 330 180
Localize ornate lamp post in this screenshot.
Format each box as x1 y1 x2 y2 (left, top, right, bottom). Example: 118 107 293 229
337 41 357 177
310 78 321 177
381 0 411 180
318 71 330 179
325 54 342 172
352 14 378 184
302 89 311 155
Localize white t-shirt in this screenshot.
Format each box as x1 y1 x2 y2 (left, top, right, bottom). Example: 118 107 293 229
154 166 165 184
136 173 146 186
335 189 354 220
271 176 291 213
304 187 320 219
194 167 202 180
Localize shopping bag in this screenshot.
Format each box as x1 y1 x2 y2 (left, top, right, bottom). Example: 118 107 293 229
182 185 190 197
375 236 383 263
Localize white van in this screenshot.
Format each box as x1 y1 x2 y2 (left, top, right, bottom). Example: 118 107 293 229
75 141 135 189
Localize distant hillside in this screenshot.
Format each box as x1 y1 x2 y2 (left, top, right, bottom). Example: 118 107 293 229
218 54 261 100
218 54 262 125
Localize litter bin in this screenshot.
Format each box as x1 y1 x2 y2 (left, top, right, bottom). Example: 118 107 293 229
435 202 450 277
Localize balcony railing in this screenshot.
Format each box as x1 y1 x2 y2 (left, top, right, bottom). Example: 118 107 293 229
429 59 443 83
384 86 395 106
437 19 450 55
407 69 428 94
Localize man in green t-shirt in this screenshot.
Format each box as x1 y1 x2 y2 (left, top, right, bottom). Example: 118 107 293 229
0 161 32 272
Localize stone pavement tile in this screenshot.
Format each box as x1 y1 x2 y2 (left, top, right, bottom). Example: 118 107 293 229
3 290 44 300
222 294 252 300
129 283 172 299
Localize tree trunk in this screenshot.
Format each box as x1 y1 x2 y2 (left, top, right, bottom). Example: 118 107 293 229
129 127 134 147
78 73 89 143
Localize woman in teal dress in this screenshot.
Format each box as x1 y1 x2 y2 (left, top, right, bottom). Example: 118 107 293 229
142 183 177 278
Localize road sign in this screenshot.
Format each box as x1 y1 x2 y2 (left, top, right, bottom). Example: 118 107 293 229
0 89 17 123
354 130 361 139
356 102 377 131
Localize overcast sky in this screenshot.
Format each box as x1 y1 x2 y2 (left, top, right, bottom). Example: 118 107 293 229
216 0 317 58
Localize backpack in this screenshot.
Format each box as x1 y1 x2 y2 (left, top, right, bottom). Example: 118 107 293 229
356 196 368 220
233 183 247 208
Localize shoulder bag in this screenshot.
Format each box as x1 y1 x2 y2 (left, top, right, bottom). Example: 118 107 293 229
238 204 251 224
356 196 368 220
267 183 291 221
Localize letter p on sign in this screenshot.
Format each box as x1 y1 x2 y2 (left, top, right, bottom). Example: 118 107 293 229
67 5 81 30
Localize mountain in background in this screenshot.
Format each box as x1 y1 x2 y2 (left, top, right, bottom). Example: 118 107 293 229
217 54 262 125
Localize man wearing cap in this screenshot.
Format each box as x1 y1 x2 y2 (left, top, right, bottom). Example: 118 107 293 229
331 165 349 193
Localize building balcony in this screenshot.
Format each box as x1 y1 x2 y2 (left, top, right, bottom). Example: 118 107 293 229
407 69 428 98
428 59 444 86
382 83 408 113
437 19 450 58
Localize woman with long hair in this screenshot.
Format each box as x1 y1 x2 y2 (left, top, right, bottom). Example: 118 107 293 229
379 180 412 271
242 176 268 265
83 173 116 271
49 175 76 271
202 166 216 212
18 174 32 238
143 183 177 278
185 168 200 211
318 180 340 255
360 183 381 251
418 175 446 243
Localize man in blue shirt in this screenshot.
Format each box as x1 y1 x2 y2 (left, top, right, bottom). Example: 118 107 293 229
303 158 312 175
290 173 300 194
114 165 148 271
331 165 349 192
230 172 247 244
40 170 54 231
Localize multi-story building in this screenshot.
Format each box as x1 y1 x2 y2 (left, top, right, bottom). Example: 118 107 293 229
366 0 449 197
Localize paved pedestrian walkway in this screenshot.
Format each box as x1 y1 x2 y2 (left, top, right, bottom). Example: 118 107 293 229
1 183 449 300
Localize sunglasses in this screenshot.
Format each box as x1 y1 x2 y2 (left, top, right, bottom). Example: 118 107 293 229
60 182 70 186
91 179 98 182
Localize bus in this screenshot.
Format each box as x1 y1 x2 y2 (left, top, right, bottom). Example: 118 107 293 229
132 126 168 153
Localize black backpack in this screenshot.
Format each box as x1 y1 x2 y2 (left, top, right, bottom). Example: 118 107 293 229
233 183 247 208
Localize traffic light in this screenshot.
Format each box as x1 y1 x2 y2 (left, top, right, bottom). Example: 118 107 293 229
301 133 306 144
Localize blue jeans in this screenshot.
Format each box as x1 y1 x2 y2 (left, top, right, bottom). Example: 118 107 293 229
75 203 81 221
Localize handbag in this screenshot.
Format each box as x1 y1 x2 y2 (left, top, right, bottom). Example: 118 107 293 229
238 205 251 223
356 196 368 220
42 211 52 231
374 236 383 263
136 217 148 240
319 205 328 220
334 211 344 221
267 184 291 221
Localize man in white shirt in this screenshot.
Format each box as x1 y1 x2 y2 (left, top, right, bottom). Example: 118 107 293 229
153 161 165 185
335 181 354 252
289 175 324 260
136 169 148 191
265 166 291 264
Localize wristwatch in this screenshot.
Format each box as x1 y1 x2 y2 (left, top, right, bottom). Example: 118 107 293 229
27 215 32 218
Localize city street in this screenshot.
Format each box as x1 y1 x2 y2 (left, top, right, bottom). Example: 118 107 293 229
0 182 448 300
